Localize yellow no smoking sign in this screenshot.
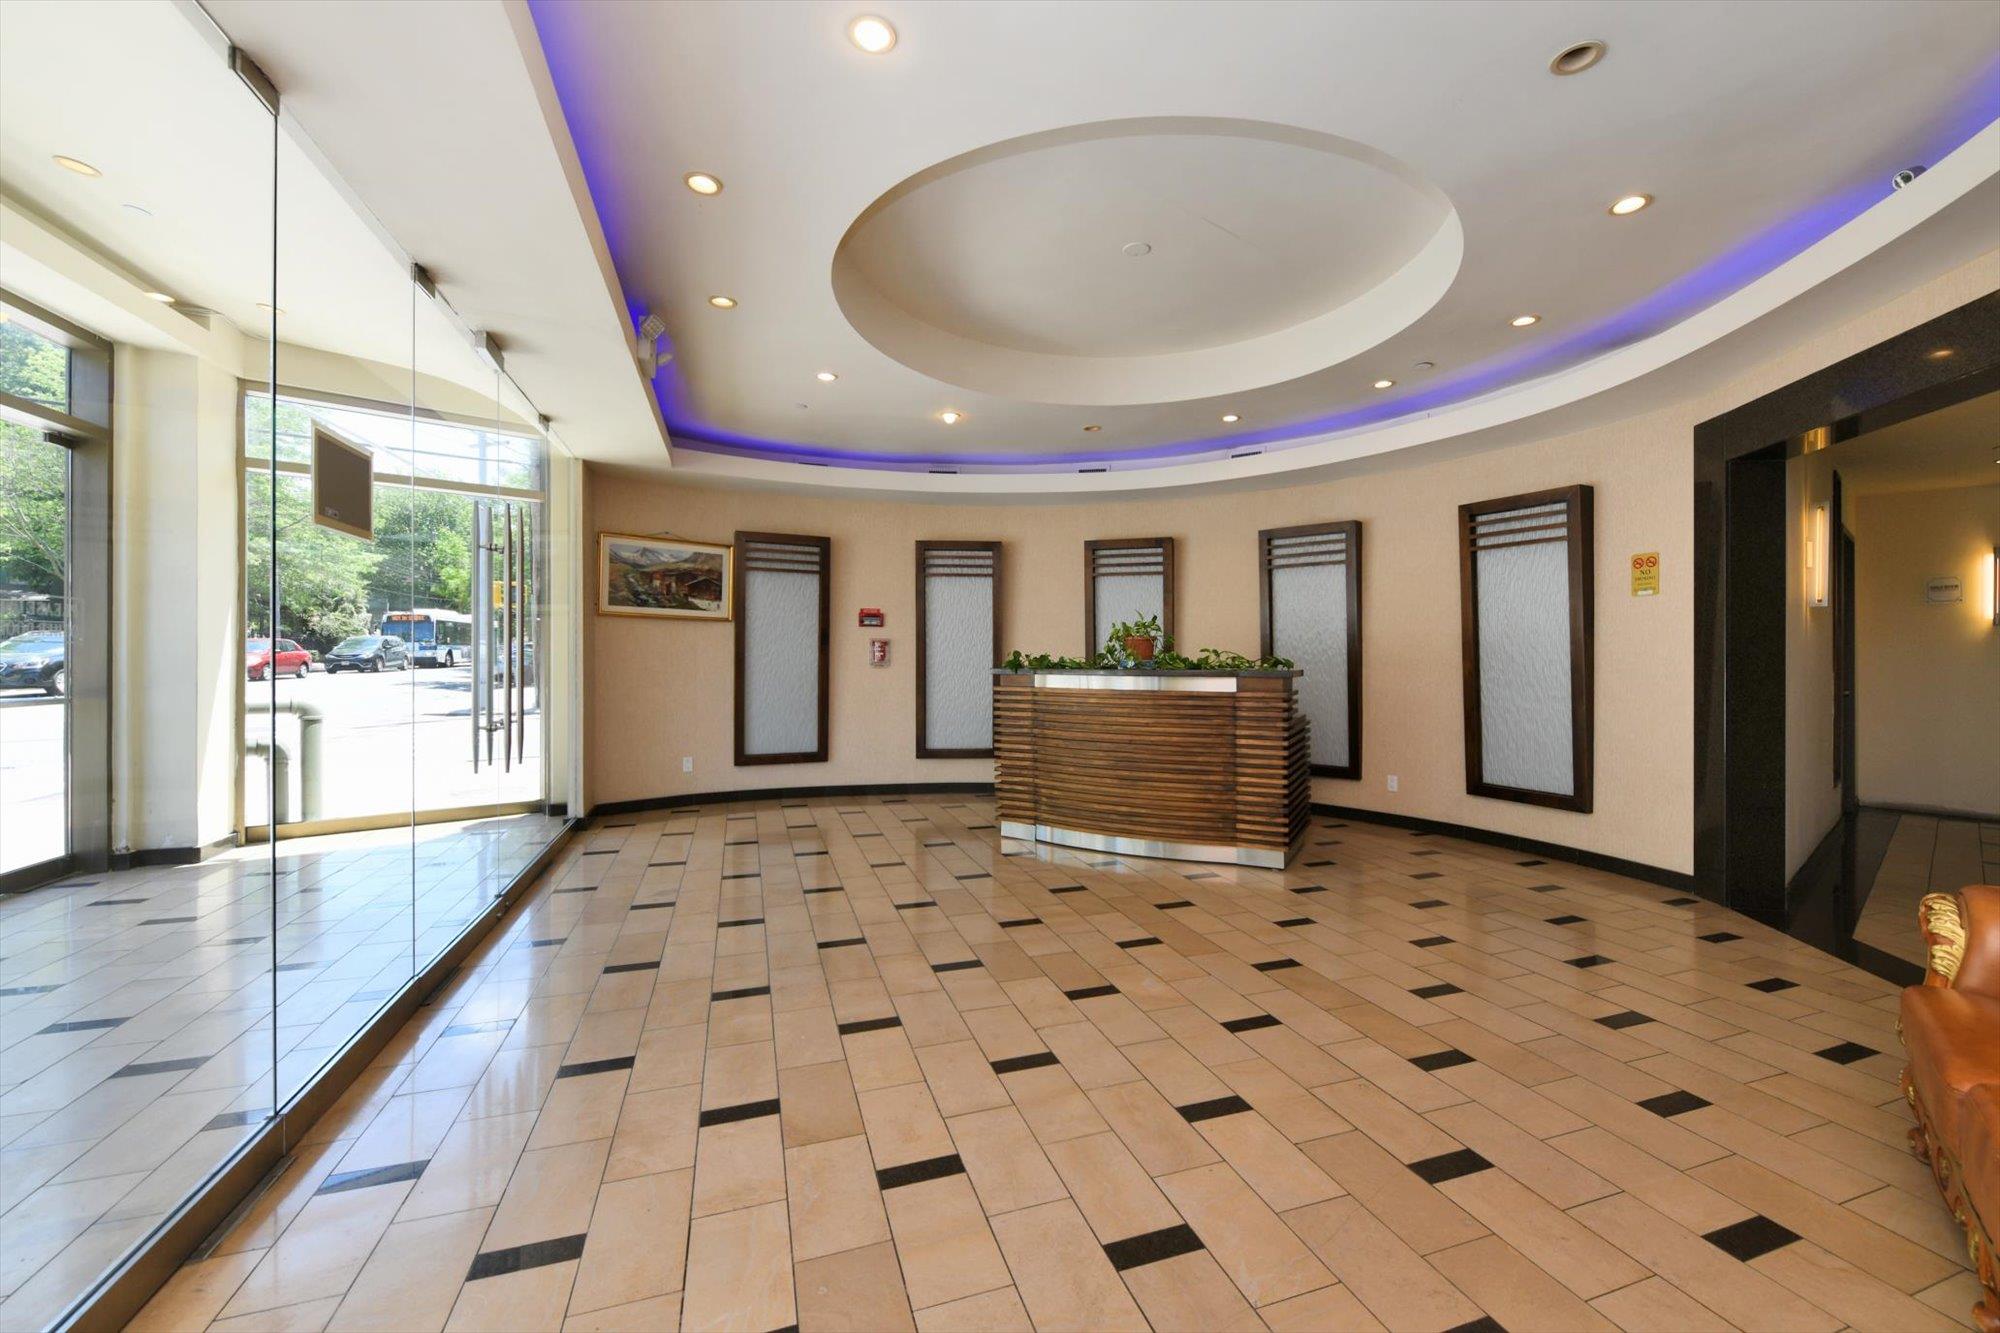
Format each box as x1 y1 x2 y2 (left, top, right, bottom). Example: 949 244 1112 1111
1630 552 1660 597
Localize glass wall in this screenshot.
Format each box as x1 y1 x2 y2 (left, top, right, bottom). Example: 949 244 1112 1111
0 3 576 1325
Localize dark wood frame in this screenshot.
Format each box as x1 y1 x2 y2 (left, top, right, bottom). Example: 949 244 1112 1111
1457 485 1595 812
1258 520 1362 780
914 540 1002 760
732 531 831 766
1083 536 1176 653
1693 291 2000 924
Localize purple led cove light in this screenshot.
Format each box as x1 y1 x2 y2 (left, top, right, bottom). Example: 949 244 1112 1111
527 1 2000 471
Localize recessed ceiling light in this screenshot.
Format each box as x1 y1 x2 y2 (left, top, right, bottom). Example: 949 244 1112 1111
1221 413 1240 423
683 172 723 196
1510 314 1541 328
1609 193 1652 216
1121 241 1152 258
1549 40 1606 76
708 295 736 309
1082 424 1102 432
848 15 897 53
144 291 175 304
937 409 963 425
53 154 101 177
1414 360 1436 371
1373 379 1395 390
1927 347 1956 360
815 370 838 382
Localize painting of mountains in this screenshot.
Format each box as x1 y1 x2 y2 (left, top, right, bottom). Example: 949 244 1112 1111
599 532 732 620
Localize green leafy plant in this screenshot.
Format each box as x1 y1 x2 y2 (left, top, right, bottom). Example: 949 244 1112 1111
1000 641 1295 672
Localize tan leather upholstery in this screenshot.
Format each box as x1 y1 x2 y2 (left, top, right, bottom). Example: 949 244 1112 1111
1964 1084 2000 1239
1953 886 2000 997
1901 985 2000 1147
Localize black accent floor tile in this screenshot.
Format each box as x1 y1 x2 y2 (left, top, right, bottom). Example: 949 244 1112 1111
276 961 319 973
875 1153 966 1191
1746 976 1798 992
1815 1040 1879 1064
466 1233 589 1282
1410 899 1447 909
711 985 772 1001
112 1057 208 1078
802 886 844 895
580 849 617 857
203 1107 273 1132
1638 1090 1711 1118
1406 1148 1493 1183
699 1098 781 1127
894 901 937 911
140 916 197 925
1411 872 1443 880
649 860 686 868
953 872 992 881
603 960 661 974
1117 936 1163 949
1291 885 1327 895
317 1159 428 1194
1596 1010 1655 1029
554 886 596 895
719 918 766 928
1662 896 1699 906
38 1017 128 1035
1252 958 1301 972
1221 1014 1281 1034
1048 884 1086 894
529 938 567 948
557 1056 636 1079
721 871 760 881
1517 859 1546 866
1409 1048 1475 1072
1699 931 1743 943
1102 1223 1204 1271
89 898 148 907
442 1020 515 1038
837 1016 902 1035
932 959 983 973
1702 1214 1800 1261
1411 983 1464 999
1445 1318 1508 1333
1304 860 1337 868
990 1051 1060 1075
1176 1095 1253 1123
1546 914 1587 926
1523 883 1563 893
1566 954 1614 968
630 900 676 911
1411 936 1454 948
1063 984 1118 1001
998 917 1043 928
0 985 58 997
1185 871 1218 880
817 937 867 950
1155 900 1194 910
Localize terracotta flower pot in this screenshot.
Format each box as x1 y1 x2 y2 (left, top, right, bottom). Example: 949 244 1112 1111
1123 635 1156 661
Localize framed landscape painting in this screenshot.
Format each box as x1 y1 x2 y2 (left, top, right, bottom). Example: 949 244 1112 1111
599 532 733 620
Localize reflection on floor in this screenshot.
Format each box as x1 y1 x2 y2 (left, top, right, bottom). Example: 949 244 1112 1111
130 797 1979 1333
1855 810 2000 969
0 812 565 1330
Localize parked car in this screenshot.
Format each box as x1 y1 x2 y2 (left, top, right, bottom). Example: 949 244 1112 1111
0 631 64 696
323 634 410 673
246 637 312 680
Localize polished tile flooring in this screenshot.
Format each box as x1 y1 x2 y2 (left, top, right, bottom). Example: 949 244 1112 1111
1855 811 2000 968
0 813 566 1331
127 796 1978 1333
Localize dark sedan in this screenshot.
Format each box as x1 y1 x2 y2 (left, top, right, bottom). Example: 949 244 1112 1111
323 634 410 673
0 631 64 696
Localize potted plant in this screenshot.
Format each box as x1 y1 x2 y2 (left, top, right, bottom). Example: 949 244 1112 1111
1107 614 1162 662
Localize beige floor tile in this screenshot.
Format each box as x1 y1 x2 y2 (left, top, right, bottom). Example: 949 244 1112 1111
1752 1239 1965 1332
1195 1109 1343 1211
326 1206 494 1332
1428 1233 1619 1332
1256 1281 1387 1332
1427 1101 1615 1209
444 1260 578 1332
218 1181 418 1319
858 1082 955 1167
999 1063 1109 1144
1300 1130 1487 1255
680 1199 795 1333
912 1285 1032 1332
561 1292 681 1331
1437 1168 1647 1300
127 1247 266 1333
949 1105 1068 1216
913 1040 1011 1118
692 1113 786 1217
484 1138 611 1252
882 1175 1012 1311
569 1169 692 1315
989 1199 1148 1331
1282 1194 1484 1329
776 1059 863 1148
1042 1130 1180 1242
605 1084 700 1182
785 1133 891 1261
795 1240 916 1332
1118 1247 1264 1332
1587 1275 1733 1332
1085 1078 1219 1176
211 1294 346 1332
1158 1162 1333 1306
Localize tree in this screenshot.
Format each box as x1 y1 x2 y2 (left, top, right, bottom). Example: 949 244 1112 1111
0 326 72 598
243 473 385 649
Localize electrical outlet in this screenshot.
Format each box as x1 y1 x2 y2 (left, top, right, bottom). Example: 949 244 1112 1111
681 756 694 773
1386 774 1399 792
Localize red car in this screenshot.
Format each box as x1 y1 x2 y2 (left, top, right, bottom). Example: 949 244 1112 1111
247 637 312 680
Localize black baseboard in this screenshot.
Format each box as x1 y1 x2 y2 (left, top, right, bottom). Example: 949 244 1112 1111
591 781 996 819
1309 803 1696 892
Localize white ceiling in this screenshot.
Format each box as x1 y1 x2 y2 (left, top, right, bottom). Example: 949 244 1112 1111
1833 388 2000 495
528 0 2000 464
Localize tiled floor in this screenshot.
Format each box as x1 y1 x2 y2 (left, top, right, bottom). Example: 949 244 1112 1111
0 812 565 1331
129 796 1978 1333
1854 811 2000 968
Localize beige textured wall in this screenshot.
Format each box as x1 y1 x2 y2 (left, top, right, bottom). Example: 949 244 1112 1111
1853 484 2000 816
584 248 2000 877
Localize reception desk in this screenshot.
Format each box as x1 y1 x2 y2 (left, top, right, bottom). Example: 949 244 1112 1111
993 668 1310 868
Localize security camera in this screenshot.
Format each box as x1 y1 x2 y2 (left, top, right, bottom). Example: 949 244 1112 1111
1892 165 1927 190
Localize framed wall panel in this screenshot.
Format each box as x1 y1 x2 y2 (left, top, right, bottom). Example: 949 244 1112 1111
1458 486 1594 811
915 541 1001 759
733 532 830 765
1259 521 1361 779
1084 537 1174 652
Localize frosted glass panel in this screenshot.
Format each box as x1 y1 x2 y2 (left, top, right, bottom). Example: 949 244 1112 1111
742 568 820 755
1094 574 1161 646
924 574 992 750
1271 563 1349 768
1475 540 1573 794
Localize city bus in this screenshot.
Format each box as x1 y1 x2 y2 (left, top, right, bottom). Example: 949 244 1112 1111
380 609 473 667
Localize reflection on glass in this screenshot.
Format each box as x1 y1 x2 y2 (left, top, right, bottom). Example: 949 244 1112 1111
0 421 70 875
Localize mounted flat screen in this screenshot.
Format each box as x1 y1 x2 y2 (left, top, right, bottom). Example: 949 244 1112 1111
915 541 1000 758
734 532 830 764
1458 486 1594 811
1084 537 1174 653
1260 521 1361 778
310 423 374 540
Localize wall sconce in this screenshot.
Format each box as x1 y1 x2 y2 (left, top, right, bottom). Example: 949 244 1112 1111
1991 545 1998 628
1806 503 1830 608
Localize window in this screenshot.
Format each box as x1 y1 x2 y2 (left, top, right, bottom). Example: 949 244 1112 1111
734 532 830 764
1260 521 1361 779
1084 537 1174 653
916 541 1000 758
1458 485 1594 811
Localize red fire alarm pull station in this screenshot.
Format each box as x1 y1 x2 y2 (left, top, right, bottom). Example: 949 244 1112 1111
859 608 884 627
869 638 889 666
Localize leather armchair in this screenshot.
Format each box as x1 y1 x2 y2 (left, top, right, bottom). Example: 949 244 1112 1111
1901 884 2000 1333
